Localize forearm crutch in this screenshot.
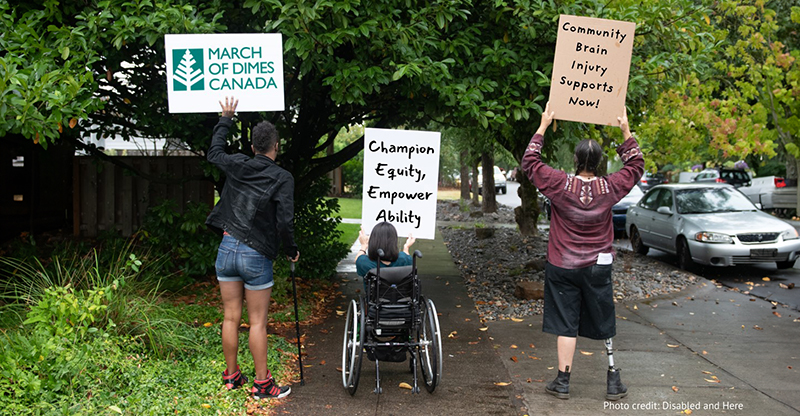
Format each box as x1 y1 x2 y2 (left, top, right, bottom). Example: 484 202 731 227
291 261 305 385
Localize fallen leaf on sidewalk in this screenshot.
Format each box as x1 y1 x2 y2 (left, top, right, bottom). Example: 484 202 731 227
704 378 720 383
702 351 708 355
526 378 532 383
672 386 679 392
494 382 512 386
479 327 489 331
399 382 413 390
579 350 594 355
794 318 800 323
682 410 693 415
319 360 326 365
667 344 680 348
510 344 518 349
702 371 713 375
763 277 771 281
774 311 782 318
529 344 535 348
780 283 795 289
336 367 342 372
754 325 763 330
528 356 541 360
469 341 479 345
448 331 458 338
633 305 638 310
511 318 524 322
336 310 345 316
510 356 518 362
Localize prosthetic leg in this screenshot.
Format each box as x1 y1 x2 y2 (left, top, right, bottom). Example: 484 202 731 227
604 338 628 400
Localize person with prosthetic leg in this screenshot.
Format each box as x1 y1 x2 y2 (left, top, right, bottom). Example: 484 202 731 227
522 102 642 401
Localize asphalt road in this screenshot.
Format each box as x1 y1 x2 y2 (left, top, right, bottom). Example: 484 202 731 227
496 181 521 208
614 239 800 311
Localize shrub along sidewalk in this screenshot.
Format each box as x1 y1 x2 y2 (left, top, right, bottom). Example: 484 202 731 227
0 237 331 415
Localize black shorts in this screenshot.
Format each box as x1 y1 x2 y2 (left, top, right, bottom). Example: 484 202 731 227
542 262 616 340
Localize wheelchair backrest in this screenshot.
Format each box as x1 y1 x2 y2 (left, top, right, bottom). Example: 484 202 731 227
365 265 415 303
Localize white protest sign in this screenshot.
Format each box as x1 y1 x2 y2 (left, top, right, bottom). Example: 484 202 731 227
164 33 284 113
362 128 441 240
548 15 636 126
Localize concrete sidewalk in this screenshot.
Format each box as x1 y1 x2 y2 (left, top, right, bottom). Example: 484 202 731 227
277 224 800 415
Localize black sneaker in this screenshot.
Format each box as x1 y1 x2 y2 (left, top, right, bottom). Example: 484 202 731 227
222 367 248 390
252 378 291 399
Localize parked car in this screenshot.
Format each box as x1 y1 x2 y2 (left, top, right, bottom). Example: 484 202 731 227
738 176 790 210
638 172 668 191
471 166 508 194
691 167 751 188
626 184 800 271
611 186 644 237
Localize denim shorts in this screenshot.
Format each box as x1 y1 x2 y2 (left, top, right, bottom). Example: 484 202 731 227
215 234 274 291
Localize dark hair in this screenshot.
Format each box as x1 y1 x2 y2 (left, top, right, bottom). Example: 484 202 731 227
367 222 399 263
574 139 602 176
252 121 279 154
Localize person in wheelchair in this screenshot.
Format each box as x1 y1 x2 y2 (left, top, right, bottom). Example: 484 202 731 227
355 221 416 284
343 221 441 395
354 222 416 362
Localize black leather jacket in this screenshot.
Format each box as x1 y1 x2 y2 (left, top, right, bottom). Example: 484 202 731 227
205 117 298 260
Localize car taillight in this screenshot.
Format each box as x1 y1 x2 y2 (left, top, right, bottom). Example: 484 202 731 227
715 178 725 183
775 177 786 188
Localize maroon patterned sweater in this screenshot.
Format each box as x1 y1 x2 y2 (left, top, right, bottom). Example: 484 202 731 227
522 134 644 269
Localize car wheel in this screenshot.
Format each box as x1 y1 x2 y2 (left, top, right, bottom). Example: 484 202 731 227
630 226 649 255
776 260 796 269
677 237 695 272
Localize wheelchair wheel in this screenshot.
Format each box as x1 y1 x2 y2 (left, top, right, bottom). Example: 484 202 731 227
418 297 442 393
342 297 365 395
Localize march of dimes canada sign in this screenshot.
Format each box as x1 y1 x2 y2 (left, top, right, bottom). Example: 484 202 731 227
549 15 636 126
362 128 441 240
164 33 284 113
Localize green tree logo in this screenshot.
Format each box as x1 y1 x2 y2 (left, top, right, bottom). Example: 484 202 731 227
172 49 204 91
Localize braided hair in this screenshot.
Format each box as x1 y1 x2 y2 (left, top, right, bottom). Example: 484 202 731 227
574 139 602 176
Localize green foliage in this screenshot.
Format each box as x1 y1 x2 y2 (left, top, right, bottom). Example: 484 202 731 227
277 180 349 283
140 200 218 284
0 244 296 413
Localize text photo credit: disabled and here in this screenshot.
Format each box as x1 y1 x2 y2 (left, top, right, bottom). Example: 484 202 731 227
164 33 285 113
362 128 441 240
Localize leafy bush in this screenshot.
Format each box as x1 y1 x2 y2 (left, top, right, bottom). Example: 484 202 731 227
140 200 218 285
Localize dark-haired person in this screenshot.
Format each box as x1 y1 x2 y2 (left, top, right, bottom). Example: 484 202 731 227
205 97 299 400
522 102 643 401
355 222 416 283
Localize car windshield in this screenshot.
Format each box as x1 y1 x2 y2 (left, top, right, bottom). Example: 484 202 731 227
675 187 756 214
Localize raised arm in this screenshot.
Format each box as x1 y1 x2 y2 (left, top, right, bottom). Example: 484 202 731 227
521 102 566 198
206 97 240 171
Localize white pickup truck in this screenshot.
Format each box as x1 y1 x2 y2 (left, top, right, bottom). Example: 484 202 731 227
738 176 796 210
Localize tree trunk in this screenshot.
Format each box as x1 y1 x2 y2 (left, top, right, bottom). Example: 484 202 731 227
471 160 480 206
459 150 470 200
481 151 498 213
514 169 539 236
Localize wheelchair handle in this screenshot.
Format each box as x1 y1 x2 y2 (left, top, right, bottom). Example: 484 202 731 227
377 248 385 258
413 250 422 258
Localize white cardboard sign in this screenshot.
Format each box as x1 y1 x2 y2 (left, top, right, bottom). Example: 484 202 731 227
548 15 636 126
362 128 441 240
164 33 284 113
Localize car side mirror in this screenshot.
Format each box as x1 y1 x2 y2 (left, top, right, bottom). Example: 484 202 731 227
755 202 763 210
656 206 673 215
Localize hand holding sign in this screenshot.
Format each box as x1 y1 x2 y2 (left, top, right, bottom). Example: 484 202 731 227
617 107 631 141
219 96 239 118
536 102 556 136
402 234 416 255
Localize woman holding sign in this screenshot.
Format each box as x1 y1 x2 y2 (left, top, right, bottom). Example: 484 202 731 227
522 102 643 401
355 222 416 281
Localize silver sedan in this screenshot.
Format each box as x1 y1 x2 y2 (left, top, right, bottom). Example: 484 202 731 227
626 184 800 270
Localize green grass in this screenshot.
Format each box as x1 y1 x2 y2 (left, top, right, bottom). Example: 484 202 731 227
327 197 362 219
336 222 360 248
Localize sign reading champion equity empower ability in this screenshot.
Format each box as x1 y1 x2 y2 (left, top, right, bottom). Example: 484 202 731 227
549 15 636 126
361 128 441 240
164 33 284 113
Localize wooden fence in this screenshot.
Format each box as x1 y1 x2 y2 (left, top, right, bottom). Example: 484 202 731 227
73 157 214 237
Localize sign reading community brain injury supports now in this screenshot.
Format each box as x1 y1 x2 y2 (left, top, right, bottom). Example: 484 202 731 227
362 128 441 240
549 15 636 126
164 34 284 113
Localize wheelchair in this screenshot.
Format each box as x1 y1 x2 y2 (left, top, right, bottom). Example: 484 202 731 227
342 249 442 395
